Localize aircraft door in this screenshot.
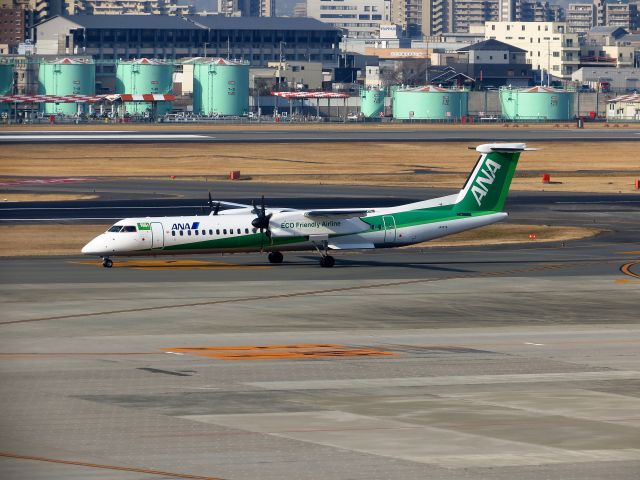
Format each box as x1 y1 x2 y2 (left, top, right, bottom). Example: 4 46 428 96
151 222 164 249
383 215 396 244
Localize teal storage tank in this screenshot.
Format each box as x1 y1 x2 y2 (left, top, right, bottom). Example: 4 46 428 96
38 58 95 115
500 86 574 121
193 58 249 116
392 86 468 120
116 58 174 116
359 87 385 118
0 62 13 114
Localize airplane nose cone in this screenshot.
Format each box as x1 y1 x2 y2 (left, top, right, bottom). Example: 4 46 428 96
81 236 106 255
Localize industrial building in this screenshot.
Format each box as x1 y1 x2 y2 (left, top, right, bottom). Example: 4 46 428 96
34 15 342 69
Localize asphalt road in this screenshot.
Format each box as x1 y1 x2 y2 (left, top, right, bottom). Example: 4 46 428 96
1 127 639 144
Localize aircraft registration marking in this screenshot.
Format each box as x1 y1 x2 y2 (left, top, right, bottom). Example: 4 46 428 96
163 344 397 361
71 259 271 270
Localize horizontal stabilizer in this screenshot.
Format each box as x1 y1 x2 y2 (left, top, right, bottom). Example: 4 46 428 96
472 143 539 154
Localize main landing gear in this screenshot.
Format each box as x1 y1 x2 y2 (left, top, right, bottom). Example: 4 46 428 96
313 241 335 268
102 257 113 268
267 251 284 264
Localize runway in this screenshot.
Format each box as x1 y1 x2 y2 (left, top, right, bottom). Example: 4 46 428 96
1 175 640 479
1 127 640 144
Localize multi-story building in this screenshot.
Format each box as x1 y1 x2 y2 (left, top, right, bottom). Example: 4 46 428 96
308 0 391 38
35 15 342 68
520 1 563 22
1 1 30 50
391 0 449 38
567 3 596 35
392 0 501 37
499 0 564 22
217 0 274 16
450 0 499 33
596 0 639 30
293 2 307 17
70 0 193 15
486 21 580 78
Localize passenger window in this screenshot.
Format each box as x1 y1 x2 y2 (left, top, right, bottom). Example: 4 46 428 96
223 229 227 234
216 229 220 235
107 226 122 233
252 228 257 233
202 230 205 235
172 231 175 236
245 228 249 234
237 229 241 234
209 229 213 235
180 231 183 236
195 230 199 235
188 230 191 236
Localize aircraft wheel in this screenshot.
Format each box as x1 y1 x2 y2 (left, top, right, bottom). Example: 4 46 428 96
268 251 284 264
320 255 335 268
102 258 113 268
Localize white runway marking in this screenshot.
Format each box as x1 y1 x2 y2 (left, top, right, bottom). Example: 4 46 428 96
524 342 545 346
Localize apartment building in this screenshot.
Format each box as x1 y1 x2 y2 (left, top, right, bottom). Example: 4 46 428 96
308 0 391 38
70 0 193 15
567 3 596 34
596 0 639 30
486 21 580 78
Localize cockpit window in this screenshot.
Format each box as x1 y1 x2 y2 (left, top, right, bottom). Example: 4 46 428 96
122 226 137 232
107 226 122 233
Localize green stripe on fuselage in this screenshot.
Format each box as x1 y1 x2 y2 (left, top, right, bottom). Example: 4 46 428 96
162 232 308 252
361 205 495 230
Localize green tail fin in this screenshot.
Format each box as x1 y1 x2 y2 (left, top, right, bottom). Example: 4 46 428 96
454 144 525 213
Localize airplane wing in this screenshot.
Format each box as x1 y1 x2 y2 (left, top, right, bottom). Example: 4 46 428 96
216 200 254 209
304 209 371 220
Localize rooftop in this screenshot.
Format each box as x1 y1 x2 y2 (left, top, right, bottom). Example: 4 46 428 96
457 39 527 53
39 15 341 32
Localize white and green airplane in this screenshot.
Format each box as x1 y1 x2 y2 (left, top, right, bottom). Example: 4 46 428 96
82 143 533 268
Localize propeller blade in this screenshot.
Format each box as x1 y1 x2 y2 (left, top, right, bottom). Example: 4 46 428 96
208 191 213 209
261 195 266 217
213 201 220 215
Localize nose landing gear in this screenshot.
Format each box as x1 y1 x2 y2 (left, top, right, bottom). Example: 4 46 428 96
102 257 113 268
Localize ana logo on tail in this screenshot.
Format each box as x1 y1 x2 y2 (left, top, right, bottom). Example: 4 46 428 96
471 158 502 207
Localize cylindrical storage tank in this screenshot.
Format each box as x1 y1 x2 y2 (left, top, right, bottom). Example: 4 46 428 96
392 86 468 120
500 86 574 121
116 58 174 116
193 58 249 116
38 58 95 115
359 87 385 118
0 62 13 114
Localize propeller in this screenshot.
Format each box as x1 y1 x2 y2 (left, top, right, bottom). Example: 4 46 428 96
206 191 220 215
251 195 272 251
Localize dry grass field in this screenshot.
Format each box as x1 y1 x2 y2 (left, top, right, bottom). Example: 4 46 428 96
0 223 601 257
1 141 639 193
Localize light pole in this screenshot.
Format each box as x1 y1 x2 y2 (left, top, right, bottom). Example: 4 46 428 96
203 42 208 58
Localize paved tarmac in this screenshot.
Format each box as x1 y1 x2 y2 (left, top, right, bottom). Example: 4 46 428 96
1 126 639 144
1 180 639 479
